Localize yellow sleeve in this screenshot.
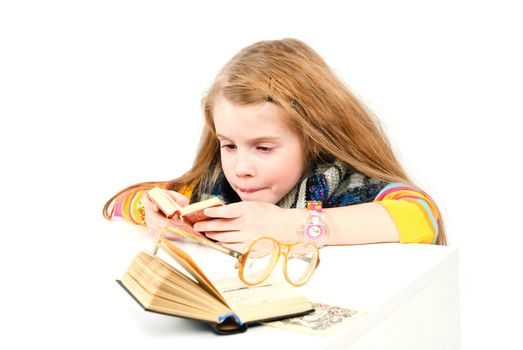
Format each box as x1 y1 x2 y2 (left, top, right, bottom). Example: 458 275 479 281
374 184 439 244
178 185 193 201
378 200 436 244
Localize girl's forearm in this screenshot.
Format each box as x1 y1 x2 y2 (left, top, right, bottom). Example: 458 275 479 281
324 203 399 245
284 203 399 246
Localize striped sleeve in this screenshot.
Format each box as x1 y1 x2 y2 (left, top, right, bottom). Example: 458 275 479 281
374 183 439 244
111 189 147 225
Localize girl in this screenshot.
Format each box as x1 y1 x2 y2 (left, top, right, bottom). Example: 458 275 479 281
103 38 446 251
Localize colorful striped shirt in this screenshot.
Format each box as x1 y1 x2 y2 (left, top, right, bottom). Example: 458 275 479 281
110 183 439 244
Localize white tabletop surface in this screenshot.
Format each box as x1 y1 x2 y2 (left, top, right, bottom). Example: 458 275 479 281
4 218 458 349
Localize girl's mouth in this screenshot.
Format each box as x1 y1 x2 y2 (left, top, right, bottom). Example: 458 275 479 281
238 188 264 194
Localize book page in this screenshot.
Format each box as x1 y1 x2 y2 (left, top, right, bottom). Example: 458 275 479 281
180 197 223 215
215 277 291 305
133 251 227 311
147 187 181 218
157 238 229 306
214 277 312 323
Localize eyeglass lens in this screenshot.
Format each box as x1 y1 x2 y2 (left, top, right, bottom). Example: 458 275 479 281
242 239 317 286
242 239 279 285
286 243 317 285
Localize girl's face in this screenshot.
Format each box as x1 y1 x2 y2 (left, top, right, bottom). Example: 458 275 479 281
213 95 306 204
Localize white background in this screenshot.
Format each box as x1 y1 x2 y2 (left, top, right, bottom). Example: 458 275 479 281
1 1 521 349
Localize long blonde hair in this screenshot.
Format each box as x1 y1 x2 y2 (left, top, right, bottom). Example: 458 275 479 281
104 38 446 245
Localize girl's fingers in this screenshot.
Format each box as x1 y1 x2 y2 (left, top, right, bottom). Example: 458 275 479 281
193 218 237 232
203 202 244 219
165 219 206 237
141 194 159 212
144 209 167 232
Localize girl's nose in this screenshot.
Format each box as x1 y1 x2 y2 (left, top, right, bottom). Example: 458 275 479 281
235 153 256 177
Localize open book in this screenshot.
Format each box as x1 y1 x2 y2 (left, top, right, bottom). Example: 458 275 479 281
117 234 314 334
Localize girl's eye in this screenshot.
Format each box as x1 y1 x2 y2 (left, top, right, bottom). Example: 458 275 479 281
221 144 236 150
256 146 272 152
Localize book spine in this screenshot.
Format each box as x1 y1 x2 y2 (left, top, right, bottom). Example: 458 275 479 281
212 313 248 335
218 312 243 326
166 209 181 219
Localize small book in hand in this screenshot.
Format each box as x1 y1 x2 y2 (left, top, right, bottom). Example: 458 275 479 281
117 233 314 334
147 187 223 224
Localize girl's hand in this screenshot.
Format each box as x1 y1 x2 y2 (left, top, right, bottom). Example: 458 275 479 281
142 190 192 240
193 201 301 252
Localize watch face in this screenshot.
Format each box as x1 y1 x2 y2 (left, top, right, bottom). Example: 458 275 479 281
304 223 325 240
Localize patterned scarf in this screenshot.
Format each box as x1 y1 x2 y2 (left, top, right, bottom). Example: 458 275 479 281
191 161 387 209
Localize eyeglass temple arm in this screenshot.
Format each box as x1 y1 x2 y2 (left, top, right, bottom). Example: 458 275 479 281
160 226 242 259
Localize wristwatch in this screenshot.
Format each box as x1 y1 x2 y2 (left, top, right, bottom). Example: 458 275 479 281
301 201 328 247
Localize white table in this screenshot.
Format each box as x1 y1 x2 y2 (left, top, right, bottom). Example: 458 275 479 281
18 220 457 350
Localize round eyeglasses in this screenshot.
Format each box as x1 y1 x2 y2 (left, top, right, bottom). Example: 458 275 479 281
160 226 320 287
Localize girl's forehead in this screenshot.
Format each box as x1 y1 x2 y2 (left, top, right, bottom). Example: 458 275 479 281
212 96 295 138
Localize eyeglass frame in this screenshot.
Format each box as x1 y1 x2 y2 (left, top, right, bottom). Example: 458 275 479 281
159 226 320 287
